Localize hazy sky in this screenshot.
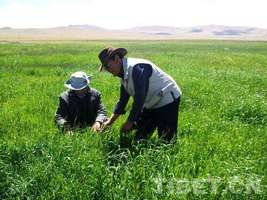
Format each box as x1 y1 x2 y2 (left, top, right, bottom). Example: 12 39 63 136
0 0 266 29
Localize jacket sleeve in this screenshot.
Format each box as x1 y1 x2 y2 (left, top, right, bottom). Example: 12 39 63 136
128 64 152 122
95 92 108 124
113 84 130 115
55 96 69 127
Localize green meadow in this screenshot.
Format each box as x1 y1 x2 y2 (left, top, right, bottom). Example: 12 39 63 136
0 40 266 199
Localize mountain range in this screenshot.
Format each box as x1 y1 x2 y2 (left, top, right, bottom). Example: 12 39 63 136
1 25 267 41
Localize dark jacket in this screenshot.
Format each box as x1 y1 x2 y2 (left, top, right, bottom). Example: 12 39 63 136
55 88 107 128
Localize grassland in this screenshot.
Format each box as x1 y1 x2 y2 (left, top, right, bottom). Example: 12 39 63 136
0 40 266 199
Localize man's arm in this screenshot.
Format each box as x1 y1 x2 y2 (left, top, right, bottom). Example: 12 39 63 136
120 64 152 132
55 96 70 130
113 84 130 115
128 64 152 122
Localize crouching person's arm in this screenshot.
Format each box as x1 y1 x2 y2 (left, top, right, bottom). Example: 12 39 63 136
92 92 108 132
55 96 72 133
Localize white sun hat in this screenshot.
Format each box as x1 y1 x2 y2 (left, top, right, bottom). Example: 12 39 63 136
64 71 91 90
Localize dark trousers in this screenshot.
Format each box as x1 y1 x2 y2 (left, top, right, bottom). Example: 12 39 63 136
135 97 181 142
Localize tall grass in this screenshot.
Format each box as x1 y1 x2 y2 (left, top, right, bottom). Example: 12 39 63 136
0 40 266 199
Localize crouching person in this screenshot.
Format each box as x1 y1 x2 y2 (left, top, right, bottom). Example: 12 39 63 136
55 71 107 134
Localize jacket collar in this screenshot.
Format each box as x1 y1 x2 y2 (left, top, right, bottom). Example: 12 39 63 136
122 57 129 81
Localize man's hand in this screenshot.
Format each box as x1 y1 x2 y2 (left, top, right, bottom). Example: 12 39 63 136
100 113 120 132
61 123 72 132
100 119 112 131
66 130 74 135
120 121 133 133
91 121 101 132
62 124 74 135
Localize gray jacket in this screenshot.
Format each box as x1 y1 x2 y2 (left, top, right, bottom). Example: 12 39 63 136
55 88 107 128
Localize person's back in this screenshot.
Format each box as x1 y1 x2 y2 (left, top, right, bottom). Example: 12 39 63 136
121 57 181 109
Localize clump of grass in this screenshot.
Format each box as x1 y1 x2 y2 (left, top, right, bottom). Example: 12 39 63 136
224 100 267 125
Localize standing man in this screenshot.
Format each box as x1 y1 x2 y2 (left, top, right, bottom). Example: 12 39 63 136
55 71 107 133
98 47 182 142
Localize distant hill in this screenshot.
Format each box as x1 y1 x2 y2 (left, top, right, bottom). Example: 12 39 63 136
66 24 106 30
0 24 266 41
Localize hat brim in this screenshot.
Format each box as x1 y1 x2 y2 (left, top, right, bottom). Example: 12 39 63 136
98 64 104 72
64 76 91 90
110 48 127 58
64 83 88 91
99 47 127 72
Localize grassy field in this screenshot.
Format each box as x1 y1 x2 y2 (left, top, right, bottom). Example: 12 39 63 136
0 40 266 199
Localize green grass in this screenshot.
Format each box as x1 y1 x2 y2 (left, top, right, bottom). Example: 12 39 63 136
0 40 266 199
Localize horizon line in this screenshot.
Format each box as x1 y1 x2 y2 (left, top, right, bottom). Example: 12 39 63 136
1 24 266 30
